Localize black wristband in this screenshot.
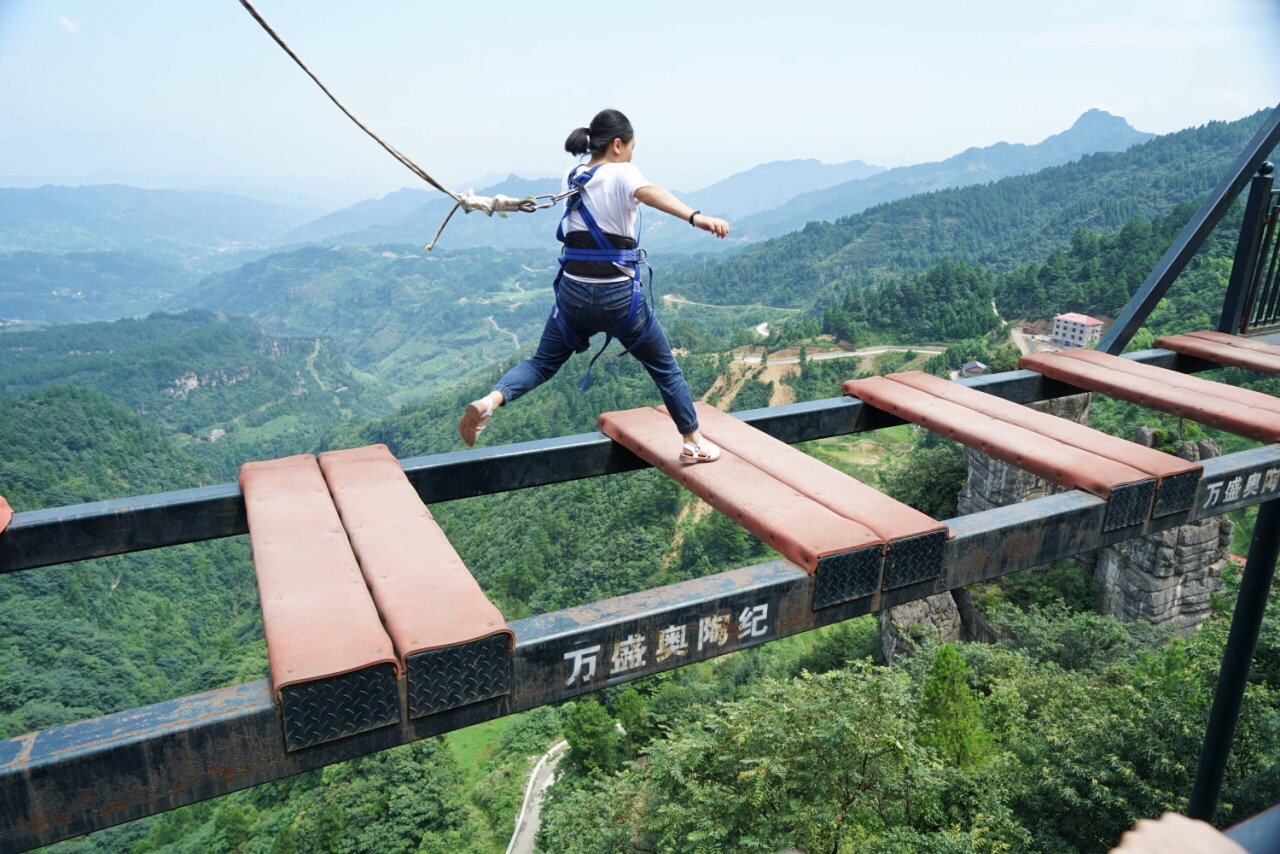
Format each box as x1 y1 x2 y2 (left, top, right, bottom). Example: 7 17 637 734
688 210 700 226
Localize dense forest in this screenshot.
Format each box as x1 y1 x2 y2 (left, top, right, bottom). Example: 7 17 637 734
673 109 1272 308
3 106 1280 852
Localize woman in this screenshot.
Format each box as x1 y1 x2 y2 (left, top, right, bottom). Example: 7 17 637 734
458 109 731 462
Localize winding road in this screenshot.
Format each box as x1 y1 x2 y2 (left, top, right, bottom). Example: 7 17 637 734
507 740 567 854
486 316 520 351
733 344 947 365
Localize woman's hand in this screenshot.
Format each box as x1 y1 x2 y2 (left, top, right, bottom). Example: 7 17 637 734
692 213 730 239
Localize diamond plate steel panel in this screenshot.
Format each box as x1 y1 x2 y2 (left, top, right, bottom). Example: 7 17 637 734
408 634 512 719
1153 469 1201 516
814 546 883 609
278 663 399 752
883 529 947 590
1103 480 1156 531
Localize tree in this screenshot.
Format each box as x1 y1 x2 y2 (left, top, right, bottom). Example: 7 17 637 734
563 699 621 776
918 644 992 767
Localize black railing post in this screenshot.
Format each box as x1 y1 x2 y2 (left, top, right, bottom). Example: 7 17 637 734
1099 105 1280 355
1219 163 1276 333
1188 497 1280 822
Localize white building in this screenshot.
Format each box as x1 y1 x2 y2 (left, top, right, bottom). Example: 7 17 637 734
1052 312 1104 349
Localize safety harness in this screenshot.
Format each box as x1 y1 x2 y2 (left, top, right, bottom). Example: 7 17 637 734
553 164 654 390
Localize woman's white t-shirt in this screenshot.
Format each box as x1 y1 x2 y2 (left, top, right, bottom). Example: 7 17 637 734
562 162 652 284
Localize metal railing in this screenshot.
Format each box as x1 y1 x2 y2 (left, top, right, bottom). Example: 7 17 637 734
4 105 1280 852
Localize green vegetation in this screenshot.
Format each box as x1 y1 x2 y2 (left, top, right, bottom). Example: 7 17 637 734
540 575 1280 852
0 310 391 481
672 109 1273 308
5 110 1279 852
166 244 563 403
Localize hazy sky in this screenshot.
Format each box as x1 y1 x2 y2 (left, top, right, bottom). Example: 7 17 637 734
1 1 1277 207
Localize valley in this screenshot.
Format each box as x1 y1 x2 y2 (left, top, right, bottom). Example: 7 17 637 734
1 105 1278 852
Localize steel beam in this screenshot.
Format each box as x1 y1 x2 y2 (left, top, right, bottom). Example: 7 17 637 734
1099 105 1280 354
1189 496 1280 822
5 442 1280 851
1219 166 1276 334
0 348 1224 575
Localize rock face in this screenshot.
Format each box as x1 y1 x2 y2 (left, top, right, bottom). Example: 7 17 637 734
955 394 1089 513
879 587 997 665
1077 438 1231 633
880 393 1230 659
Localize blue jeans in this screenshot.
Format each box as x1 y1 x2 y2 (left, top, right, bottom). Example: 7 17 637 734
493 277 699 435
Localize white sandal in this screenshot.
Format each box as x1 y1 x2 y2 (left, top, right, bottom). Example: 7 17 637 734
458 398 495 447
680 439 721 463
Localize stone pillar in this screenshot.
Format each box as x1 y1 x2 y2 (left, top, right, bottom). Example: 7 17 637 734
881 395 1091 663
1092 438 1231 635
881 393 1232 660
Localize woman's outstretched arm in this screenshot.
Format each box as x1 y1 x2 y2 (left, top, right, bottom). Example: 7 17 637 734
634 185 730 238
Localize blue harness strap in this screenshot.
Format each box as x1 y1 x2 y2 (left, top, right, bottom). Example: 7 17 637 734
553 165 654 390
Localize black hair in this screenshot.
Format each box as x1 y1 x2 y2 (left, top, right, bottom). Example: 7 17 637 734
564 109 634 157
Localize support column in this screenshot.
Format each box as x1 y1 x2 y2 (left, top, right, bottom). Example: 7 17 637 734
1188 497 1280 821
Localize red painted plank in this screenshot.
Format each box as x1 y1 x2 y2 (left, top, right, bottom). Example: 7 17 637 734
1156 331 1280 377
1060 348 1280 416
599 407 882 573
0 495 11 535
1021 350 1280 441
317 445 512 660
239 455 399 700
673 401 948 540
843 376 1152 498
882 371 1201 484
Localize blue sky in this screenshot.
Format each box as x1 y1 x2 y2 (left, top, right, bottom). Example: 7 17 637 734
1 1 1277 207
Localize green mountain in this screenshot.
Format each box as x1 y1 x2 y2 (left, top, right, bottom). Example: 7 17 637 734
676 109 1274 308
731 109 1155 241
675 158 885 218
166 244 556 403
0 386 264 739
0 310 391 480
0 249 197 325
0 184 316 263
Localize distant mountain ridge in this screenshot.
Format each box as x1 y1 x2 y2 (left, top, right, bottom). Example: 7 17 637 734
680 158 884 218
0 184 316 263
674 109 1272 309
303 110 1154 254
722 109 1156 242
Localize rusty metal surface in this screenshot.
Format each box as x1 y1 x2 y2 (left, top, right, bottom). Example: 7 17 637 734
0 348 1227 576
407 634 511 719
886 370 1202 485
317 445 513 660
1157 331 1280 377
239 455 400 699
844 375 1155 500
598 406 883 573
686 401 948 541
6 442 1280 851
1065 348 1280 418
0 482 246 574
1021 351 1280 442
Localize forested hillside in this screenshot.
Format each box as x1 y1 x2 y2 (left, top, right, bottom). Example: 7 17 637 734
677 109 1274 308
0 250 196 325
0 310 391 481
166 245 555 403
5 106 1280 852
0 184 314 261
0 387 263 740
729 108 1154 240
